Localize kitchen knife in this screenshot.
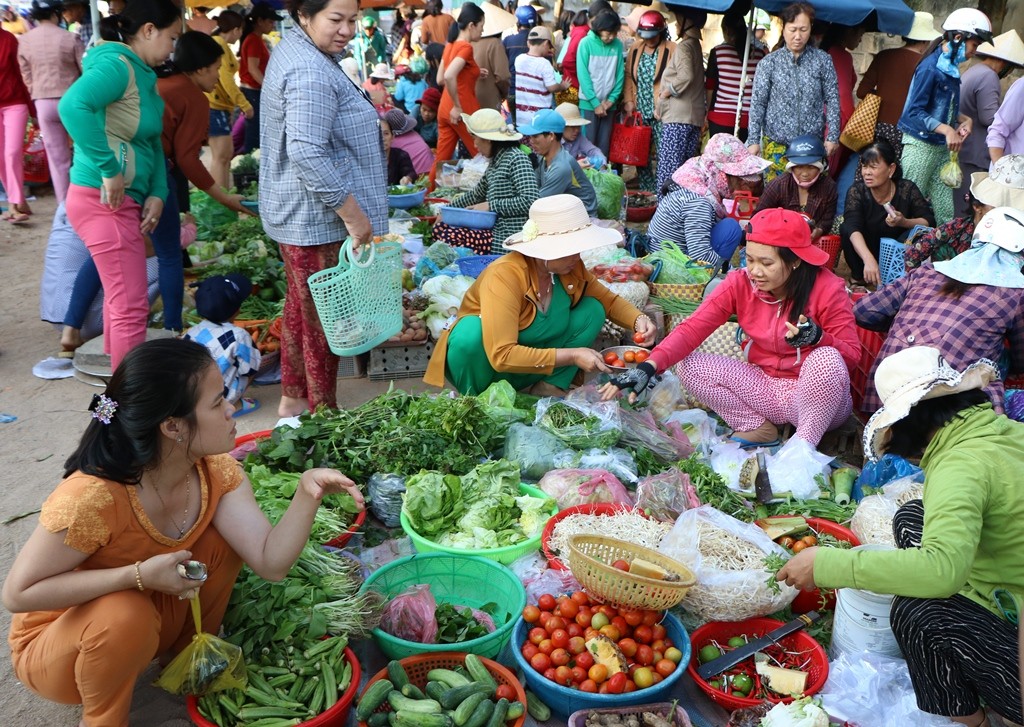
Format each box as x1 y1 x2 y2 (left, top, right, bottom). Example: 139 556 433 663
696 611 821 680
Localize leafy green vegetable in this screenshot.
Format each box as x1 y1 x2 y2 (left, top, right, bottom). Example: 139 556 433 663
403 472 465 537
679 454 755 521
388 183 425 195
478 381 532 429
435 602 496 644
537 400 621 450
246 463 360 544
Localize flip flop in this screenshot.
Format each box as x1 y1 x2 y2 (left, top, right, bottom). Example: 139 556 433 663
232 397 261 418
729 435 781 450
6 212 30 224
57 350 77 359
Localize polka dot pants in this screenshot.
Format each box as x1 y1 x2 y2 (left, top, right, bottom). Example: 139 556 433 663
675 347 852 446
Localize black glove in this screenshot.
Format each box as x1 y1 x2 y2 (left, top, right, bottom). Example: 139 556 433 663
608 361 657 396
786 316 823 348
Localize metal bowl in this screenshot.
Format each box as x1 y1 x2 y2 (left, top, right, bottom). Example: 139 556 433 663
600 345 649 372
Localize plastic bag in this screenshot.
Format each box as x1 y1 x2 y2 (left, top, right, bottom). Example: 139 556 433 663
765 437 833 501
659 505 797 621
709 440 755 491
647 371 687 422
939 150 962 188
459 154 490 189
535 395 622 450
617 407 693 463
635 467 698 521
368 472 406 527
581 244 631 270
854 454 923 500
510 553 583 604
379 584 439 643
590 260 655 283
538 469 632 509
584 167 626 220
644 241 714 284
503 423 576 481
850 474 924 548
154 597 247 696
820 650 961 726
664 409 720 455
478 380 532 430
571 447 639 484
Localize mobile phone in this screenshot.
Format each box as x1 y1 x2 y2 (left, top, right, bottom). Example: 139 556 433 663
883 202 897 217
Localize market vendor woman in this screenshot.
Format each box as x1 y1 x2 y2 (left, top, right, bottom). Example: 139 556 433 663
2 339 364 726
779 346 1024 727
424 194 657 396
603 208 859 448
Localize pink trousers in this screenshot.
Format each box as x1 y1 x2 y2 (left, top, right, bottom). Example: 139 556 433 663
34 98 72 203
676 347 853 446
65 184 148 369
0 102 28 206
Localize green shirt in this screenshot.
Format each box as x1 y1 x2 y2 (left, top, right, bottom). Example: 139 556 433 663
815 404 1024 621
59 41 167 205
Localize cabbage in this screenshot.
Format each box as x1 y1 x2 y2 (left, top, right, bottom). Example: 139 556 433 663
402 472 465 537
516 494 557 536
760 698 830 727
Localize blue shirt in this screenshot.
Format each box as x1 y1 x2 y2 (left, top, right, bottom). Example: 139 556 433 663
394 76 428 117
537 148 598 217
898 47 961 146
184 320 261 403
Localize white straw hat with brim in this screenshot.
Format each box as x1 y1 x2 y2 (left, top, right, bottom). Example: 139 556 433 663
481 2 516 37
976 30 1024 66
370 63 395 80
862 347 998 461
461 108 522 141
970 154 1024 209
555 102 590 126
503 195 622 260
905 11 941 42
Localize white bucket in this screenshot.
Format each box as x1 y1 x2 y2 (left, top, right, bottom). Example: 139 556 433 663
829 544 903 660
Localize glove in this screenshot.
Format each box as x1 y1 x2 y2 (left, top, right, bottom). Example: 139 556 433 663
607 361 657 397
785 316 823 348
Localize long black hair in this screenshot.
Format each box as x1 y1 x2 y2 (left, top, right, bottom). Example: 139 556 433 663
776 246 820 325
98 0 180 43
884 389 990 460
213 9 243 35
64 339 215 485
456 2 484 30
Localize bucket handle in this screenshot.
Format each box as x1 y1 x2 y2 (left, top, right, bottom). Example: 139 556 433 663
342 237 376 269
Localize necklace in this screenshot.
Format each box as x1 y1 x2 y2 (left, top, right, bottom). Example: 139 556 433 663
871 179 895 205
152 471 192 538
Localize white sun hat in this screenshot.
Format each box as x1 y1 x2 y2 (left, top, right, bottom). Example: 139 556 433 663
503 195 621 260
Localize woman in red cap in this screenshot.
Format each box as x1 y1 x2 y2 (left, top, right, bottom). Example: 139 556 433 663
603 208 859 448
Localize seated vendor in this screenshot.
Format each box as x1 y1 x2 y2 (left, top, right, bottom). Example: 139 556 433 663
443 109 539 255
603 208 859 448
381 114 416 186
382 107 435 177
423 194 657 396
754 135 837 241
840 140 935 287
555 102 605 167
521 109 598 217
778 346 1024 727
413 86 440 149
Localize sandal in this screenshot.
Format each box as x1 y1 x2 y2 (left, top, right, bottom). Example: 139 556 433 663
232 397 261 418
6 212 30 224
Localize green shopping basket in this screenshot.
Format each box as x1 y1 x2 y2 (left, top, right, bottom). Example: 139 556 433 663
307 237 403 356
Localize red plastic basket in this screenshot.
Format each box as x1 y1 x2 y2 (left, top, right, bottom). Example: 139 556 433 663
609 113 652 167
23 124 49 184
186 645 361 726
626 191 658 222
541 503 650 571
851 326 885 418
788 518 860 614
688 618 829 713
814 234 841 271
358 653 526 727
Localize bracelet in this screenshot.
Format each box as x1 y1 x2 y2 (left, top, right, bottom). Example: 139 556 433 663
134 561 145 592
634 314 652 332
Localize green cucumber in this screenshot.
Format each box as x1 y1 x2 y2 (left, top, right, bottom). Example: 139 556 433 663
483 698 509 727
524 691 550 722
440 683 492 710
424 681 447 702
356 679 394 722
452 692 488 726
387 692 442 714
368 713 391 727
402 683 427 700
394 711 452 727
462 698 494 727
427 669 471 688
388 660 412 691
462 654 497 691
505 702 524 721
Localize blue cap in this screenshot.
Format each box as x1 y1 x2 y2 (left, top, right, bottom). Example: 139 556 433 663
518 109 566 136
710 218 743 261
786 135 826 165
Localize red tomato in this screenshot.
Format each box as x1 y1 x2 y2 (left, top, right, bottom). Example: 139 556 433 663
530 653 551 673
623 351 636 364
603 351 618 365
588 664 609 684
633 332 645 344
584 627 600 641
633 624 653 644
567 623 583 639
495 684 516 701
538 593 557 612
635 350 650 363
528 627 547 645
651 673 663 685
550 648 570 667
642 610 660 626
521 642 539 661
605 672 628 694
546 616 567 633
599 624 621 642
575 609 593 628
579 679 598 693
538 611 552 628
651 639 666 653
618 638 638 658
611 616 629 635
623 679 638 693
598 604 618 618
568 636 586 655
635 644 655 666
574 651 595 670
538 639 553 655
571 591 590 606
571 665 588 684
558 599 579 619
621 609 643 627
543 667 557 681
651 623 667 642
554 665 573 686
522 605 540 623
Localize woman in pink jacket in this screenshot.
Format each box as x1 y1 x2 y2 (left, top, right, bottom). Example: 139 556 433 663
603 208 860 448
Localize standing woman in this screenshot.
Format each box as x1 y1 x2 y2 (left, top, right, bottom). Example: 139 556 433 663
0 26 32 222
705 11 766 143
17 0 84 205
206 11 253 189
260 0 387 416
59 0 178 369
428 2 485 189
621 10 673 193
419 0 453 46
898 8 992 227
576 9 624 158
747 2 841 182
820 23 866 177
239 3 281 154
656 7 706 195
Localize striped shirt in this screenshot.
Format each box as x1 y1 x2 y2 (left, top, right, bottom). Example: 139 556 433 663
450 146 539 253
705 42 765 129
514 54 557 126
646 187 719 265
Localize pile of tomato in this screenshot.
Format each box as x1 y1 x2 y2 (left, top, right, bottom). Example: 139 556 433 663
519 592 682 694
775 533 818 553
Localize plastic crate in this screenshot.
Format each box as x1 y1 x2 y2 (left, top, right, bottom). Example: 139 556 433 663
368 341 433 381
814 234 841 271
338 352 368 379
455 254 501 277
851 323 885 417
879 237 907 285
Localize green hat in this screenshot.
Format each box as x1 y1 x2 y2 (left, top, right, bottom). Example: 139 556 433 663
361 15 377 27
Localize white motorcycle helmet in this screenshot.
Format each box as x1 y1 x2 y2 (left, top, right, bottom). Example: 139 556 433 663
941 8 994 44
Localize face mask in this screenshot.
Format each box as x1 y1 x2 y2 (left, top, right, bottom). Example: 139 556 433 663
937 41 968 78
793 172 820 188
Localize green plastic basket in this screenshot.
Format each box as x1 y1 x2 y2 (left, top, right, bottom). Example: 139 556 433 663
400 484 558 565
307 238 403 356
360 552 527 660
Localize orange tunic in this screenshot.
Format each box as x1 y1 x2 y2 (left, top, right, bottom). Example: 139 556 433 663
438 40 481 118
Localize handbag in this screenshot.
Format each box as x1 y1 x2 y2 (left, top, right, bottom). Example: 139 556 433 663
609 112 652 167
839 93 881 152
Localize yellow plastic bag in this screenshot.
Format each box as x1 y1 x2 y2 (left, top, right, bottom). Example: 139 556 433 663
154 596 247 696
939 150 962 188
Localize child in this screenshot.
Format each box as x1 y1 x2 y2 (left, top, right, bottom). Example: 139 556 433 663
414 86 441 148
514 26 566 127
575 9 625 156
184 273 262 417
394 55 429 117
555 101 606 167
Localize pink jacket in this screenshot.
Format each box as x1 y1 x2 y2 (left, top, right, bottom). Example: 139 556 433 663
650 268 860 379
16 22 83 100
560 25 589 89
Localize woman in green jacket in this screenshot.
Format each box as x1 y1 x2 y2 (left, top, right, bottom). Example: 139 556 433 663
59 0 178 369
779 346 1024 727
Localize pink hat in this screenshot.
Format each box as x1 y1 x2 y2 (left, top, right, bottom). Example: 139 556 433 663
704 133 771 177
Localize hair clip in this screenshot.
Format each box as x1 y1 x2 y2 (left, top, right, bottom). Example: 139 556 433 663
89 393 118 425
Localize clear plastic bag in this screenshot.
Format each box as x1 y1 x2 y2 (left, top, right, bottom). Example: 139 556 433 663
647 371 687 422
510 553 584 604
664 409 720 456
572 447 639 484
635 467 698 522
851 475 924 548
503 423 576 481
379 583 439 644
154 597 247 696
535 393 622 450
765 437 833 501
709 440 755 491
617 406 693 463
368 473 406 527
659 505 797 621
538 469 633 509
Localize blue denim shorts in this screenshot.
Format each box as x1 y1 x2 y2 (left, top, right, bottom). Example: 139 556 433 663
209 109 231 137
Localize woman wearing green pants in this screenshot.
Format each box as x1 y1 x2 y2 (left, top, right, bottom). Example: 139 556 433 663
424 195 657 395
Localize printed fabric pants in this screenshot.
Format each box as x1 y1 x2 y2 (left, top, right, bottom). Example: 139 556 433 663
891 501 1023 722
279 240 342 410
34 98 72 203
675 346 852 446
901 135 954 226
656 123 700 198
10 527 242 727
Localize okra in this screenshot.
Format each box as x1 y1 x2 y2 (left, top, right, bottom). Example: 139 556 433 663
303 637 339 660
269 673 297 689
321 659 338 710
237 705 305 720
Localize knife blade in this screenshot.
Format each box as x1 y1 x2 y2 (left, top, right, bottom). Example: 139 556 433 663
696 611 821 680
754 452 773 504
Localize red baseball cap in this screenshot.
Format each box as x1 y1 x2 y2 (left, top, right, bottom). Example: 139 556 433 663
744 208 830 266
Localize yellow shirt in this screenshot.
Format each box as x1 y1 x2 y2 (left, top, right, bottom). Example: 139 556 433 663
205 35 253 114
